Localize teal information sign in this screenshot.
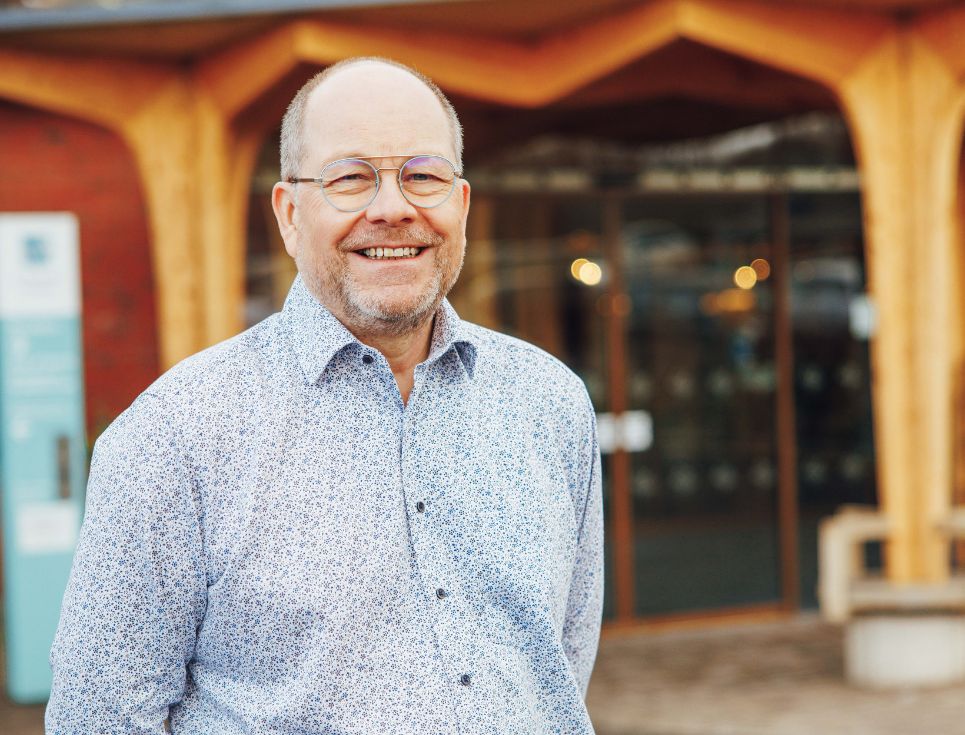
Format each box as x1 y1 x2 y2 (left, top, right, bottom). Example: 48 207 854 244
0 213 86 703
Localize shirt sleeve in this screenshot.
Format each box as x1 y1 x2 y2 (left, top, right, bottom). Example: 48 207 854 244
560 393 604 697
46 393 207 735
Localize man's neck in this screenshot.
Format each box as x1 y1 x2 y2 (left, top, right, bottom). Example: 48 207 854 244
355 318 434 405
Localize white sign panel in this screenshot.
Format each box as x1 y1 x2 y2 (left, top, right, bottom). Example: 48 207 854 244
0 213 81 318
16 501 80 554
849 293 877 340
596 410 653 454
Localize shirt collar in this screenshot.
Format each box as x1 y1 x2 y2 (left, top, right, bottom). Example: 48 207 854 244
282 274 478 384
427 297 478 379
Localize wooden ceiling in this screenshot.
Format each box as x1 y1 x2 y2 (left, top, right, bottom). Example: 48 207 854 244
453 39 842 158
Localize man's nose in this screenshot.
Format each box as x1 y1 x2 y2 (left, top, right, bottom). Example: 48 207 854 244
365 171 418 225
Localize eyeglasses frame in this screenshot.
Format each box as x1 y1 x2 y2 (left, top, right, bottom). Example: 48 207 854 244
287 153 463 213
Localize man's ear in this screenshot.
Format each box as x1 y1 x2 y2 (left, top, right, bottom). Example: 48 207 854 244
458 178 471 223
271 182 299 258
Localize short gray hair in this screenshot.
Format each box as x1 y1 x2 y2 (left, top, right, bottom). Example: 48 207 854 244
279 57 463 181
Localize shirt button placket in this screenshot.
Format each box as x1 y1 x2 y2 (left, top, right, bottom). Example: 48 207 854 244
400 390 469 722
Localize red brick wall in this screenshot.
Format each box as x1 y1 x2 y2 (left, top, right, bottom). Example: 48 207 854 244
0 101 159 441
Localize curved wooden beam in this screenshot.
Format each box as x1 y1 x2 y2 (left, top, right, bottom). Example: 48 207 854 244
0 47 173 132
915 5 965 79
678 0 892 90
195 22 301 120
120 78 206 369
286 0 869 107
197 0 894 123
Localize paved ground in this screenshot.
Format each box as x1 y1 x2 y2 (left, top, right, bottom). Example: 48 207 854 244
4 615 965 733
585 614 965 735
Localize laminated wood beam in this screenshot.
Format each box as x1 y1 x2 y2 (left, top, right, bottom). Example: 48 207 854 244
0 48 172 131
839 31 962 582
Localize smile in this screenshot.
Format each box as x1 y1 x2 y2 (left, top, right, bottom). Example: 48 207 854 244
360 246 423 260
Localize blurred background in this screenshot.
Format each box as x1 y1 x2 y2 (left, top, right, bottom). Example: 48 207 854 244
2 0 965 733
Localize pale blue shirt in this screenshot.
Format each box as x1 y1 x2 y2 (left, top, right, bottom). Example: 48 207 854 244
47 275 604 734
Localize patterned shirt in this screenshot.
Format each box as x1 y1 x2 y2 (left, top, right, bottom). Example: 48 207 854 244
47 275 604 735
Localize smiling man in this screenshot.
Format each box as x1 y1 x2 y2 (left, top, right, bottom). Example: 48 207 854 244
47 58 603 735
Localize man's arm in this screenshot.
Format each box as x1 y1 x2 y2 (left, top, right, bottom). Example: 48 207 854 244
46 394 206 734
561 394 604 697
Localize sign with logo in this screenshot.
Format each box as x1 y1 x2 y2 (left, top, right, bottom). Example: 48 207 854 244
0 213 86 703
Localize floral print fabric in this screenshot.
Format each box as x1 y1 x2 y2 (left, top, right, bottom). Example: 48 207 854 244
47 274 603 734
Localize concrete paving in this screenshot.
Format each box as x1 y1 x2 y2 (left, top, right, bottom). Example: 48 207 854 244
585 614 965 735
3 614 964 734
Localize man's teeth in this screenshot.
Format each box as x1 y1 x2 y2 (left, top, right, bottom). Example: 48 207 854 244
361 247 423 259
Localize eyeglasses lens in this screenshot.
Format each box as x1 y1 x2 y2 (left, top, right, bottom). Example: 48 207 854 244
320 156 455 212
400 156 455 208
321 159 378 212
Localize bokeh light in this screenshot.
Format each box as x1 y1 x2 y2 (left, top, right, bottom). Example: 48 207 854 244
578 260 603 286
750 258 771 280
570 258 589 280
734 265 758 290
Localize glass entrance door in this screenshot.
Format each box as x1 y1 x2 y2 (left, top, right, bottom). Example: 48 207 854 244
618 195 783 617
450 181 873 624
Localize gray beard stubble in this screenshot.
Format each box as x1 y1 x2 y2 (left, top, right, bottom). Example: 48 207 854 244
302 225 463 338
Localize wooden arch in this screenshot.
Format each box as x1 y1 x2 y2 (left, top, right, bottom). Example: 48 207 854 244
3 0 965 586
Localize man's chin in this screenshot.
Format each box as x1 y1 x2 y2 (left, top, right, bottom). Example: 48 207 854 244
346 294 440 336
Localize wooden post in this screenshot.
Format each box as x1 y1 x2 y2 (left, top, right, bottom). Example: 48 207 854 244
770 193 800 610
602 197 635 621
839 29 961 582
122 79 206 369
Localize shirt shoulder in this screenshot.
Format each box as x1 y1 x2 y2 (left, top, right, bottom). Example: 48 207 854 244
143 314 287 405
98 315 290 448
461 321 595 420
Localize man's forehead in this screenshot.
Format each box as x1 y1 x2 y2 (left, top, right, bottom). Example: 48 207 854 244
302 63 453 163
313 60 427 95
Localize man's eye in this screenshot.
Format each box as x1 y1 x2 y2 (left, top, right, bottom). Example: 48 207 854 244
325 173 373 188
405 173 442 182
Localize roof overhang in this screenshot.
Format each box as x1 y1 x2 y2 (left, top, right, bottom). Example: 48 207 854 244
0 0 456 31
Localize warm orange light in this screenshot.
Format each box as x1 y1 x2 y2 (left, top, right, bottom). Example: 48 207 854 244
570 258 589 280
703 288 756 315
751 258 771 281
578 261 603 286
718 288 756 312
734 265 758 290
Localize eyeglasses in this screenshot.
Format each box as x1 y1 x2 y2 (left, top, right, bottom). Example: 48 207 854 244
288 154 460 212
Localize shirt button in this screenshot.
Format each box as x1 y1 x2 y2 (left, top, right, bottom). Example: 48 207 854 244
460 673 472 686
362 354 374 365
416 501 426 513
436 588 448 599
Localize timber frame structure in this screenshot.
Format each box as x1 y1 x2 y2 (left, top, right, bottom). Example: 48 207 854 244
2 0 965 621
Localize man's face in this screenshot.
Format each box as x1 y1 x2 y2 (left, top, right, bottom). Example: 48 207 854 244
273 64 471 338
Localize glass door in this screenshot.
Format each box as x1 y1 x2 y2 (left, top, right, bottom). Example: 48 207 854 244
617 194 784 617
454 185 873 623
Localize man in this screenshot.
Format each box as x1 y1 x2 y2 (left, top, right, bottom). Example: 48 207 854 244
47 57 603 734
